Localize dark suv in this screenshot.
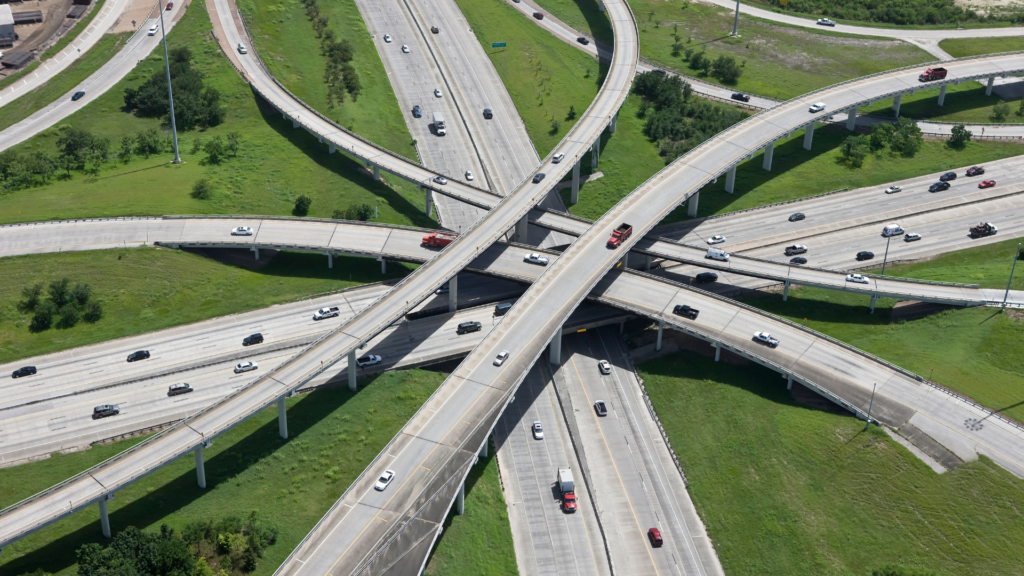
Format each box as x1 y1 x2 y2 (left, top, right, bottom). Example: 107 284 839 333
672 305 699 319
93 404 120 419
966 166 985 176
856 251 874 261
127 350 150 362
929 181 951 192
939 171 957 182
494 302 512 316
243 333 264 346
694 272 718 283
457 321 482 335
12 366 37 378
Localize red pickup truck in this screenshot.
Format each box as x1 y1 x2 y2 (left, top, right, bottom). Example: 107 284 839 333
919 67 947 82
607 223 632 248
422 232 458 247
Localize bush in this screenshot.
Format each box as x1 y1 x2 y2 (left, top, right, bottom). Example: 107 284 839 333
948 124 972 150
135 129 163 158
992 100 1010 122
838 134 869 167
191 179 213 199
19 283 43 312
71 283 92 305
57 303 80 329
30 300 57 332
123 47 225 130
710 55 742 83
83 300 103 323
203 136 226 164
294 195 313 216
47 278 71 307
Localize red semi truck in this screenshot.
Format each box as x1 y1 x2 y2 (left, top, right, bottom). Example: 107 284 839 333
919 67 947 82
607 223 632 248
422 231 458 247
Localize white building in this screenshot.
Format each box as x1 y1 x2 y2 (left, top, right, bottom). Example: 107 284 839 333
0 5 14 48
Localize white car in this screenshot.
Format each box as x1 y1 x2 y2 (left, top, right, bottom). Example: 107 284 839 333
904 232 922 242
845 273 869 284
465 170 474 181
374 469 395 491
356 354 382 367
553 152 565 163
434 88 442 98
234 361 258 373
598 360 611 375
494 350 510 366
809 102 826 113
524 253 549 265
816 18 836 26
383 34 392 43
148 24 158 35
231 226 253 236
237 43 248 54
753 332 780 348
532 421 544 440
433 176 448 185
401 44 409 53
885 185 902 194
707 235 726 245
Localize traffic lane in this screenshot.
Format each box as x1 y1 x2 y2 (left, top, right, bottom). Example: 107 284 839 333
0 218 181 256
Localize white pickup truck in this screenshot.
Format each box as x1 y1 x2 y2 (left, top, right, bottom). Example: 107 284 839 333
313 306 341 320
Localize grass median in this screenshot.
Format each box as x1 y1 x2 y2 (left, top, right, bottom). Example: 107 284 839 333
859 82 1024 125
940 37 1024 58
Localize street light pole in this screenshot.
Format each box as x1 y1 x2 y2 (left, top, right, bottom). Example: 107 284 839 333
731 0 740 36
157 0 180 164
1001 242 1021 310
864 382 876 431
880 233 893 276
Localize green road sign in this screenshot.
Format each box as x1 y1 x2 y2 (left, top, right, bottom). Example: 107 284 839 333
492 42 507 48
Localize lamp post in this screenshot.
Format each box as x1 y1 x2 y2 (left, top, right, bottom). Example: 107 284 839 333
1001 242 1021 310
731 0 740 36
880 233 893 276
157 0 180 164
864 383 876 431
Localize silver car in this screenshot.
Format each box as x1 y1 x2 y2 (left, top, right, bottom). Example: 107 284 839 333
532 421 544 440
374 469 395 491
231 226 253 236
234 361 258 373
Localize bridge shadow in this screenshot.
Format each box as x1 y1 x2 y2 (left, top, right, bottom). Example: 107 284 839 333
252 92 438 230
0 383 367 576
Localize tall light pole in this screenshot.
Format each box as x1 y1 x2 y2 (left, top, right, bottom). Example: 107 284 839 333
879 233 893 276
157 0 180 164
864 383 876 431
731 0 740 36
1001 242 1021 310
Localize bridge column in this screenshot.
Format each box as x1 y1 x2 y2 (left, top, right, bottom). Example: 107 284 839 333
326 252 333 269
278 397 288 439
373 165 380 181
892 94 902 117
598 0 605 11
846 107 858 131
571 160 581 204
195 444 207 488
783 280 790 302
937 84 947 107
645 254 652 271
329 143 336 154
98 495 112 538
424 187 434 218
870 294 878 314
619 252 629 269
762 141 775 171
251 247 260 261
687 191 699 217
292 119 300 129
656 322 664 351
455 481 465 515
378 257 387 274
802 123 815 151
787 376 793 390
348 350 358 392
448 275 458 313
724 166 736 194
479 434 489 458
549 327 562 365
591 140 600 170
515 216 528 243
986 76 995 96
713 342 721 362
609 111 618 133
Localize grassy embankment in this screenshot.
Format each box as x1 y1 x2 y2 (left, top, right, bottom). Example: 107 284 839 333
238 0 415 158
941 36 1024 58
0 0 434 228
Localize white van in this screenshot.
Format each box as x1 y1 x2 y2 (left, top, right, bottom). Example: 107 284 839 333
882 223 904 237
148 24 159 36
706 248 730 261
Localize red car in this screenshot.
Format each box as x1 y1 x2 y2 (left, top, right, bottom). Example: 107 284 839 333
562 492 577 513
648 527 663 547
979 180 996 188
966 166 985 176
165 1 173 9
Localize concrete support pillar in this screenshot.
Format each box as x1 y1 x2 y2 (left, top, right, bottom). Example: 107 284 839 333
762 141 775 171
870 294 878 314
195 445 207 488
598 0 605 10
549 328 562 365
378 257 387 274
783 280 790 302
99 497 111 538
424 187 433 218
687 191 699 217
714 343 721 362
373 165 380 181
846 107 858 131
645 254 652 271
724 165 736 194
571 160 581 205
326 252 333 269
802 123 815 151
609 111 618 133
619 321 625 335
251 247 260 261
986 76 995 96
937 84 947 107
479 435 488 458
787 376 793 390
515 216 528 244
278 397 288 439
892 94 902 117
455 481 465 515
656 322 664 352
329 143 336 154
292 119 299 129
448 275 458 313
348 349 357 392
591 139 600 170
619 252 628 269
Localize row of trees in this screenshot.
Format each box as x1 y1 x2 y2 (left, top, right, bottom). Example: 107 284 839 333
672 46 743 84
753 0 1020 26
20 278 102 332
299 0 362 106
124 47 226 130
632 71 748 160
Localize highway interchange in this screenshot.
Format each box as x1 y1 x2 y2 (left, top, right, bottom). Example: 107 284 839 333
4 0 1024 573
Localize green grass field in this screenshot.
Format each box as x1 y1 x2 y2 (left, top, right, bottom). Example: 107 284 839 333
238 0 416 159
0 247 415 364
940 37 1024 58
858 81 1023 124
0 0 435 228
641 353 1024 576
662 124 1024 222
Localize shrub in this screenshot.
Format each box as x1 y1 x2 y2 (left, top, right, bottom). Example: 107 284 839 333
47 278 71 307
123 48 225 130
203 136 226 164
19 283 43 312
83 301 103 323
838 134 869 167
948 124 972 149
31 300 57 332
57 303 80 329
294 195 313 216
191 179 213 199
992 100 1010 122
71 283 92 305
710 55 742 83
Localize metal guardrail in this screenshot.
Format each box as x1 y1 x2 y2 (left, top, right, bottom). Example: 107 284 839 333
0 216 163 229
162 213 437 233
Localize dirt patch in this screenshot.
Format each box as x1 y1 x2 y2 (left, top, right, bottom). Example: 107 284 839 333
956 0 1024 16
109 0 157 33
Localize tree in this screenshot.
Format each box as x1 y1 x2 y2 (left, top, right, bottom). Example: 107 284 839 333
30 154 58 184
671 42 684 57
710 55 742 83
83 300 103 323
124 48 225 129
227 131 241 156
689 51 709 73
120 136 134 164
992 100 1010 121
48 278 72 307
55 128 95 172
72 283 92 305
550 118 561 133
191 138 203 155
31 300 57 332
57 303 80 329
889 116 923 157
948 123 972 149
566 105 577 121
20 283 43 312
294 195 313 216
135 130 163 158
343 203 373 221
191 179 213 199
203 136 226 164
839 134 869 167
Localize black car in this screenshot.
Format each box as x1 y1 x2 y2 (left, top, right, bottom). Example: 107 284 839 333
731 92 750 102
243 333 264 346
929 181 951 192
483 108 493 119
12 366 37 378
652 69 667 75
594 401 608 416
127 350 150 362
533 173 546 183
672 304 699 319
966 166 985 176
456 321 482 334
694 272 718 283
939 171 957 182
494 302 512 316
576 36 590 45
789 212 806 222
856 251 875 261
412 105 422 118
790 257 807 265
93 404 120 419
71 91 86 101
